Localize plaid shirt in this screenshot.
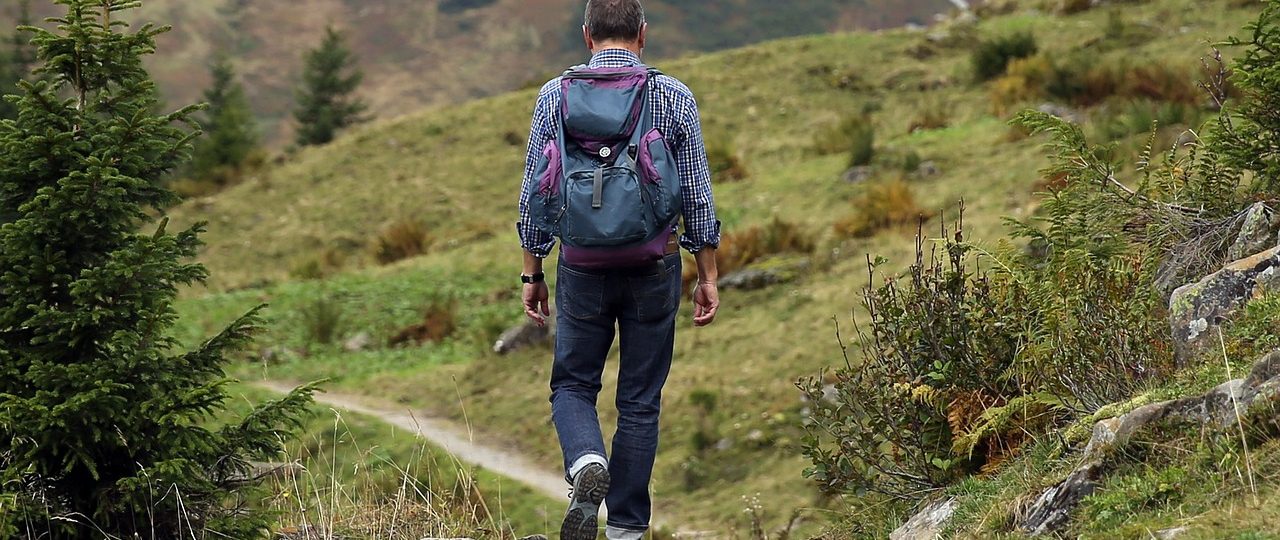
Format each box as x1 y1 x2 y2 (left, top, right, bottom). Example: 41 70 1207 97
517 48 721 258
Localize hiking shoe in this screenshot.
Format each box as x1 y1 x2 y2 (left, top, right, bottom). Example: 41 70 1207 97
560 462 609 540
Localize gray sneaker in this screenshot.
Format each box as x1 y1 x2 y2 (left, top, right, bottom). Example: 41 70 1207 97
560 463 610 540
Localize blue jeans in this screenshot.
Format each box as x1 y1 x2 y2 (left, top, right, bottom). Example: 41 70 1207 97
550 253 682 532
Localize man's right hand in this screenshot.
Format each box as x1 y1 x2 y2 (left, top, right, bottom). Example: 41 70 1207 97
693 281 719 327
523 282 551 327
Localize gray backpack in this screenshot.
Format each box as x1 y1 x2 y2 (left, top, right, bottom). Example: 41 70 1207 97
524 65 682 268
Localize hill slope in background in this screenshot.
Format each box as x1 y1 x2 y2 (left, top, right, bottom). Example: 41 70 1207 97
161 0 1267 534
2 0 955 144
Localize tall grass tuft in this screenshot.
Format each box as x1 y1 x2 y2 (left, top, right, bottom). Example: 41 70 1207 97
372 219 432 265
833 179 931 238
264 410 504 539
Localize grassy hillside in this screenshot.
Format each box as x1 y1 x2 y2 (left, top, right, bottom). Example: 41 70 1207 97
3 0 955 145
166 0 1265 535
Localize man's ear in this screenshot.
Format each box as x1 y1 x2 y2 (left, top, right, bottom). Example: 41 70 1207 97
583 25 594 52
638 22 648 51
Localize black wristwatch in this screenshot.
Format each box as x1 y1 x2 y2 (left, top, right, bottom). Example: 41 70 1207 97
521 272 545 284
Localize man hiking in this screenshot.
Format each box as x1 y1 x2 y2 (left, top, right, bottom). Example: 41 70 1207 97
516 1 721 538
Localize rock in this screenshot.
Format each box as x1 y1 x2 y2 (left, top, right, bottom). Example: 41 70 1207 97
916 160 941 178
343 331 372 352
719 269 786 291
1157 527 1190 539
259 345 296 363
842 165 875 184
720 256 812 291
1169 246 1280 363
1021 350 1280 535
891 498 957 540
1022 463 1105 536
1227 203 1280 262
493 318 554 355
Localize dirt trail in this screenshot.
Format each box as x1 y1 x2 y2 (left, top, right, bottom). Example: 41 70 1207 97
253 381 570 502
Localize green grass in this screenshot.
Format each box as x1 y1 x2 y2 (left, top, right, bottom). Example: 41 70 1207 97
221 384 562 537
170 0 1266 534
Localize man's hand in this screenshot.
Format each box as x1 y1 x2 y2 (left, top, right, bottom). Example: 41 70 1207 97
523 282 551 327
693 282 719 327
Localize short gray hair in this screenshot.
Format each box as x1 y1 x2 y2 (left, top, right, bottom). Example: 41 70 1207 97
584 0 645 43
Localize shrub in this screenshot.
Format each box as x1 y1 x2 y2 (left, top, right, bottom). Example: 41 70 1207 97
389 301 458 347
290 246 349 281
1058 0 1094 14
706 136 749 183
813 114 876 167
1044 56 1200 108
990 55 1054 115
971 31 1039 82
1089 99 1201 142
907 98 950 133
833 179 930 238
373 218 432 265
301 294 347 347
803 206 1172 498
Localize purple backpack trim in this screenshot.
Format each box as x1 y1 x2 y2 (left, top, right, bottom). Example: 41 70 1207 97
538 141 562 196
562 229 672 269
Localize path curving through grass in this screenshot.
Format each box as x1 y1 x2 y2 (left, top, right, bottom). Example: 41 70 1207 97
254 380 571 502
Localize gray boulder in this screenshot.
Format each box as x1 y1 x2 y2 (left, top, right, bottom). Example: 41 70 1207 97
842 165 875 184
891 498 957 540
1020 350 1280 535
719 269 786 291
343 331 373 352
1227 203 1280 262
1169 246 1280 363
493 318 554 355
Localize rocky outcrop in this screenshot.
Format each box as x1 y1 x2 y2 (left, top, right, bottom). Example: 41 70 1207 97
1226 203 1280 262
493 318 554 355
719 256 812 291
1017 350 1280 536
719 269 787 291
891 498 957 540
1168 246 1280 363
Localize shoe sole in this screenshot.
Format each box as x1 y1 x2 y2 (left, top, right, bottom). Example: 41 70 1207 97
561 465 610 540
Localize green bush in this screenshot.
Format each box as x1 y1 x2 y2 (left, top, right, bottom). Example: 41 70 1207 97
372 218 432 265
813 114 876 167
833 179 930 238
971 31 1039 82
706 136 749 183
300 294 347 347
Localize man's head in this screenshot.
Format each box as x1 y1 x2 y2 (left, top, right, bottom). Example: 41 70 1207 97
582 0 647 54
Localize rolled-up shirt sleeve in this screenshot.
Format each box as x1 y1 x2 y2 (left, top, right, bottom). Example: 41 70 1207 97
674 97 721 253
517 88 557 258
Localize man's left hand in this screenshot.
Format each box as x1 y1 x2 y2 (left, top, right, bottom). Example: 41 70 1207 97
523 282 551 327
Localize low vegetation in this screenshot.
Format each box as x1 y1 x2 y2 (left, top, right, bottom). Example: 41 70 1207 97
806 2 1280 536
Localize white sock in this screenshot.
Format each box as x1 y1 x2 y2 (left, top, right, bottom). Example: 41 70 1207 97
605 526 646 540
568 453 608 480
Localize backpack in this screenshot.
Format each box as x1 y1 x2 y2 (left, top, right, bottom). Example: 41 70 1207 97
524 65 682 269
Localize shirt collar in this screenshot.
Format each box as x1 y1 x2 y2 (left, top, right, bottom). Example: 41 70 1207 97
587 48 642 68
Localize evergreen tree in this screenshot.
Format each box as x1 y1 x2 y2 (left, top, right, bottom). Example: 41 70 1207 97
0 2 314 538
293 25 368 147
190 54 259 186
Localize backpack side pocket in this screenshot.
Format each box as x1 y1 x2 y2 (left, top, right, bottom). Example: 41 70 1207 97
528 140 564 235
637 128 682 225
